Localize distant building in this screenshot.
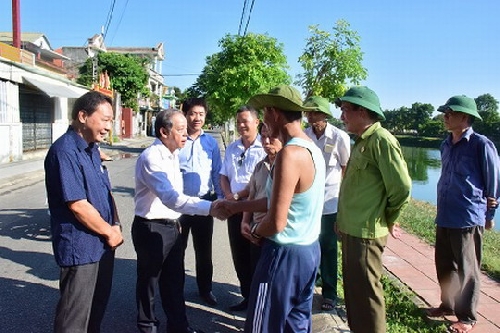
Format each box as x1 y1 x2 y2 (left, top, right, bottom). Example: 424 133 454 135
0 30 172 164
61 34 168 137
0 32 89 164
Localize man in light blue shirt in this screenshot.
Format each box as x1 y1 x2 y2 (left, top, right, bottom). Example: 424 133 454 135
178 98 222 306
245 85 325 332
426 95 500 333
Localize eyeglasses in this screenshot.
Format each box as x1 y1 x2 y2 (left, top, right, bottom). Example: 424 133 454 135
237 150 246 167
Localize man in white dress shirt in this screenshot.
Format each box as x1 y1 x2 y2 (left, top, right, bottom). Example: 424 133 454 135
304 96 351 311
220 105 266 311
132 109 222 333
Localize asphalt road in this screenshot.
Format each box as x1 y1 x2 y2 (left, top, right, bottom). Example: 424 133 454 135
0 150 246 333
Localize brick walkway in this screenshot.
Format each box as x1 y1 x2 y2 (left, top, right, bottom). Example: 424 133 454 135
384 229 500 332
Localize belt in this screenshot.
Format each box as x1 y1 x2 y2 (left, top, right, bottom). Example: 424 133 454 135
135 215 179 225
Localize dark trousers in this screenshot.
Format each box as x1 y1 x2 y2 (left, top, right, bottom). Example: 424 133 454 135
435 226 482 324
54 249 115 333
342 234 387 333
227 213 253 299
318 213 338 300
179 214 214 295
245 239 320 333
131 217 189 333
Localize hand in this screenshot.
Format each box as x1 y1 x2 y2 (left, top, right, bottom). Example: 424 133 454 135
107 225 124 250
241 220 253 241
244 222 262 245
487 197 498 209
485 219 495 230
210 199 232 220
389 222 402 239
224 192 237 201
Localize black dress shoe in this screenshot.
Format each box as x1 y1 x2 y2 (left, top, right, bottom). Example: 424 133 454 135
229 298 248 311
201 291 218 306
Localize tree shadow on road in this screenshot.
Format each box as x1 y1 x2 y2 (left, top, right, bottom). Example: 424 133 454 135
0 245 58 281
0 208 51 241
104 258 246 333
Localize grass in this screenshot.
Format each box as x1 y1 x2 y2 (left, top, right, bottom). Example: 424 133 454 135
384 275 447 332
335 198 499 331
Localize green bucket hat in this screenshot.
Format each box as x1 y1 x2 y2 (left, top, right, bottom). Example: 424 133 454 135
334 86 385 120
437 95 482 120
248 85 312 112
303 96 332 117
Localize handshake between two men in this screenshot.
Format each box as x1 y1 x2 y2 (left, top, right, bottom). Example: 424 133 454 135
208 199 242 221
208 197 268 244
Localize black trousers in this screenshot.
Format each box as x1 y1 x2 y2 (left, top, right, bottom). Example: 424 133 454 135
227 213 253 299
131 216 189 333
54 249 115 333
179 214 214 295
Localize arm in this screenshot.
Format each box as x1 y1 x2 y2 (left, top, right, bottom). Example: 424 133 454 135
139 156 212 216
241 211 255 242
377 137 412 227
220 174 234 200
338 130 351 177
68 199 123 248
482 140 500 223
211 140 224 199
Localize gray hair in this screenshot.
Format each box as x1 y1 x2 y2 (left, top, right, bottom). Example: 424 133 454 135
154 108 183 138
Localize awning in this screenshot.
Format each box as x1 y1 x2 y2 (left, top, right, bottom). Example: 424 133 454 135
23 77 85 99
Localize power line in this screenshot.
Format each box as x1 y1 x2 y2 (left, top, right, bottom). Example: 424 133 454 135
238 0 249 36
243 0 256 36
103 0 117 41
108 0 130 45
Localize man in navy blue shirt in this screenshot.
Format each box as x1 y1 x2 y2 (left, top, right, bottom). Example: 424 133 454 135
426 95 499 333
45 91 124 333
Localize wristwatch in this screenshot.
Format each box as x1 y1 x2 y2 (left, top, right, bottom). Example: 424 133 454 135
233 192 240 201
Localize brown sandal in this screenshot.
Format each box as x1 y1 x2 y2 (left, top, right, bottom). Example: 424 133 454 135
448 321 476 333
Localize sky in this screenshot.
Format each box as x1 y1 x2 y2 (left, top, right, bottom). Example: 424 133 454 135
2 0 499 116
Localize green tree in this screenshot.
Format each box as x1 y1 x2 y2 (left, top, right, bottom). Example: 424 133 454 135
474 93 500 138
295 20 367 100
475 93 499 113
407 102 434 135
78 52 150 110
383 109 406 134
419 119 445 137
191 33 290 123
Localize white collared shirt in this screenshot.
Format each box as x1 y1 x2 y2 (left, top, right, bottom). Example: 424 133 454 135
220 135 266 193
305 123 351 214
134 138 211 219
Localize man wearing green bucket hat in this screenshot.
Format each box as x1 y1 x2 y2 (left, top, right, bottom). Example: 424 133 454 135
335 86 411 333
425 95 500 333
303 96 351 311
243 85 325 332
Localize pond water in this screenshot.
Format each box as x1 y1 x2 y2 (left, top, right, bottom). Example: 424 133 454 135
402 146 499 230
